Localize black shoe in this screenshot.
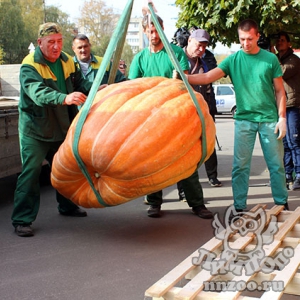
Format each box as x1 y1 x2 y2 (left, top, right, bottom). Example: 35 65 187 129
283 202 289 211
15 225 34 237
292 178 300 190
147 205 161 218
208 178 222 187
192 205 213 219
60 208 87 217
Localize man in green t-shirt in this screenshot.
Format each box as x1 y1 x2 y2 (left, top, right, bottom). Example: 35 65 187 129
187 19 288 216
129 14 213 219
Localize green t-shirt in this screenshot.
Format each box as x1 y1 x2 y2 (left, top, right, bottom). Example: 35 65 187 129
46 59 67 94
219 49 283 122
128 43 189 79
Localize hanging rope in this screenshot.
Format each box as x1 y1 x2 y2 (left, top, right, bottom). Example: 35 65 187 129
71 0 207 206
147 2 207 166
71 0 133 207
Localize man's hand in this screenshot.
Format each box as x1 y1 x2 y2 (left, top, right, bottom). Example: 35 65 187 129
98 84 108 91
274 117 286 139
64 92 87 106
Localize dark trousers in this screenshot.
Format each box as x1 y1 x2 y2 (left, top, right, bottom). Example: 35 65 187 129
283 107 300 179
146 169 204 208
204 148 218 179
11 134 79 227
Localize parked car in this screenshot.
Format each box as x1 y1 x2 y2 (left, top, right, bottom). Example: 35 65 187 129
213 84 236 116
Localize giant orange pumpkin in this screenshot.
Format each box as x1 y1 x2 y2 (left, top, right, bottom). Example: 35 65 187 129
51 77 216 208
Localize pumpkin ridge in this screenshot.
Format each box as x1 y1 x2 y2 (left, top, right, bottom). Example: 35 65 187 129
101 91 205 178
89 82 188 172
102 101 197 176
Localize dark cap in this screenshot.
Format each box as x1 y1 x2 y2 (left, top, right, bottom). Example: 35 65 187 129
190 29 210 42
38 22 61 38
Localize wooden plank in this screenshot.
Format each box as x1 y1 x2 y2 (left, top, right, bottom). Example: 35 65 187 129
174 236 255 299
274 207 300 241
145 206 300 300
215 208 300 299
259 243 300 300
145 205 265 298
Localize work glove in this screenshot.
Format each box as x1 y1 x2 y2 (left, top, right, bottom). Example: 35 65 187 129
172 70 182 80
274 117 286 140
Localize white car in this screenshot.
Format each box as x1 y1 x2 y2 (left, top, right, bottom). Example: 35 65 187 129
213 84 236 116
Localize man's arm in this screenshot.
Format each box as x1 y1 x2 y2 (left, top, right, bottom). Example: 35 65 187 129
273 76 286 119
187 67 225 85
273 76 287 139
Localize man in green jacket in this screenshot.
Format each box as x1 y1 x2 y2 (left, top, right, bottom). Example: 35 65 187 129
72 34 126 84
12 23 94 237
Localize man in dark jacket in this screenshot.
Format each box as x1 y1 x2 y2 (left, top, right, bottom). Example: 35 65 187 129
12 23 95 237
276 32 300 190
183 29 222 187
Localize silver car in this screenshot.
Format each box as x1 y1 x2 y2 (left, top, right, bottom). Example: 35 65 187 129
213 84 236 116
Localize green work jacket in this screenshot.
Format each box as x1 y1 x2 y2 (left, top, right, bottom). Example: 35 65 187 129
18 46 92 142
73 54 126 84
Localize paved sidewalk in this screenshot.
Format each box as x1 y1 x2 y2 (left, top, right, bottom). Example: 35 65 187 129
0 116 299 300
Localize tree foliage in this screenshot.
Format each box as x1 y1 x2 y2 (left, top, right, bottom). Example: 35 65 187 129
78 0 134 66
78 0 116 47
0 0 133 64
175 0 300 48
0 46 5 64
0 0 29 63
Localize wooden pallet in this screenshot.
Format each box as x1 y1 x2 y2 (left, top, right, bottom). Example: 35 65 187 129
145 205 300 300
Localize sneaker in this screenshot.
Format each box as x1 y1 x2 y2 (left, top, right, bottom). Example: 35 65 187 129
208 178 222 187
286 177 293 190
178 189 186 202
192 205 213 219
15 225 34 237
147 205 161 218
143 196 149 205
292 178 300 190
59 208 87 217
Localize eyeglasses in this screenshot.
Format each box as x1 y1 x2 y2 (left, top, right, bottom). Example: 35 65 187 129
119 64 127 69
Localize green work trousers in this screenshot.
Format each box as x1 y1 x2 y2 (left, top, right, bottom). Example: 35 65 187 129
146 169 204 207
11 133 79 227
232 120 288 210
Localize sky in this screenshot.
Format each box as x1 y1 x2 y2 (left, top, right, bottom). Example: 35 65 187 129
45 0 238 54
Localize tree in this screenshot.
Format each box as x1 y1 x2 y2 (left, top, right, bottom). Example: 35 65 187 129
20 0 77 56
175 0 300 48
91 35 110 56
78 0 117 47
0 0 29 63
0 46 5 64
120 42 134 70
19 0 45 47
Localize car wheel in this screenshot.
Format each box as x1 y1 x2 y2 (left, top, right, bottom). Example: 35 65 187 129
231 107 236 116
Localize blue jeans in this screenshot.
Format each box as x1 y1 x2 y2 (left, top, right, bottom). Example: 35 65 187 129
283 107 300 179
232 120 287 210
